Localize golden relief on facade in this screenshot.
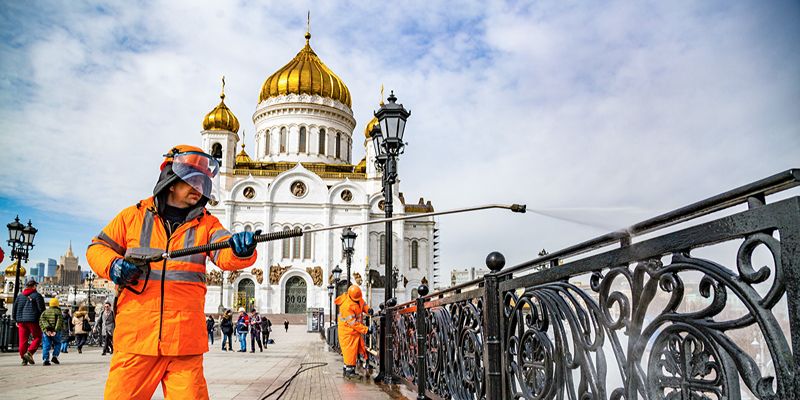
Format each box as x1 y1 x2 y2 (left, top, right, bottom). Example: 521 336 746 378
206 270 222 286
306 266 323 286
252 268 264 284
227 270 241 284
269 265 290 285
353 272 362 286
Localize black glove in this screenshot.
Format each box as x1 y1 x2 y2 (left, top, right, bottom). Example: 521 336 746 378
229 229 261 257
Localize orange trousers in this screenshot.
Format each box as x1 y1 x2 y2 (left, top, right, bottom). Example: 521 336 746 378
339 332 366 366
104 352 208 400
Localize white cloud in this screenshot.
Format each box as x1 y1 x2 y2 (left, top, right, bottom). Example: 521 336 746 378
1 0 798 274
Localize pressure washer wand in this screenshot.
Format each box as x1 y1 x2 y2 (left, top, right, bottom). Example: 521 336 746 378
159 203 526 260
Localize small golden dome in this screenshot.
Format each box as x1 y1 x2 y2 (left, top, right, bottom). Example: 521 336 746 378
259 32 351 107
364 116 379 139
203 77 240 133
235 142 252 164
4 260 25 278
355 157 367 172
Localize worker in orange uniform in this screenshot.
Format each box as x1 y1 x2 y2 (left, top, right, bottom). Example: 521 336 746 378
335 284 370 377
87 145 259 399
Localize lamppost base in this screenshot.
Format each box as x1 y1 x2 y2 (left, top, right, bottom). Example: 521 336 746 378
373 372 385 383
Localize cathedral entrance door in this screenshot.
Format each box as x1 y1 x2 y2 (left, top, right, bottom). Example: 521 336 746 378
236 278 255 310
284 276 307 314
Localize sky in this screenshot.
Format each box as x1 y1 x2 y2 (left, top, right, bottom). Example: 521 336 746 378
0 1 798 280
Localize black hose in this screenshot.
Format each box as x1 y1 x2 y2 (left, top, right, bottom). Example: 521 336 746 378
259 362 328 400
167 228 303 259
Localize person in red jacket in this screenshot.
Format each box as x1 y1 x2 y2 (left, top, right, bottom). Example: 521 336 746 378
87 145 259 399
335 285 370 377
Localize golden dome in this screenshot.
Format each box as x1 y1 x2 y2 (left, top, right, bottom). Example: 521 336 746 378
235 143 252 164
259 32 351 108
364 116 379 139
4 260 25 278
203 78 240 133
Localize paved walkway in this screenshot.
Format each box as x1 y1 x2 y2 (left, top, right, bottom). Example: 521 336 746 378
0 326 401 399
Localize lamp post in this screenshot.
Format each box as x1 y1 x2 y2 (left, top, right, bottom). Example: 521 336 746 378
6 216 38 304
72 285 78 312
341 227 357 285
332 265 342 325
86 271 96 321
327 284 334 327
370 91 410 384
218 270 225 314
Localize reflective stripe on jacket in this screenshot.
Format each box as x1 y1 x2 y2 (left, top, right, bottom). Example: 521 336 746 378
86 196 256 356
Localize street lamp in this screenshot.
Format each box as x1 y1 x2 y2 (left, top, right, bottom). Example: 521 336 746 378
6 216 37 304
327 284 334 327
341 227 357 285
332 265 342 325
218 270 225 314
86 271 96 321
370 91 410 384
72 285 78 312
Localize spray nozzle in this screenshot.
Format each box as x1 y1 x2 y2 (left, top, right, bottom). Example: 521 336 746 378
511 204 527 213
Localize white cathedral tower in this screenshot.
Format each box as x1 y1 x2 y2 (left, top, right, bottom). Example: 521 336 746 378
199 29 436 316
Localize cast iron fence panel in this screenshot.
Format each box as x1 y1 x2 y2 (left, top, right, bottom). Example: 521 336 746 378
376 169 799 399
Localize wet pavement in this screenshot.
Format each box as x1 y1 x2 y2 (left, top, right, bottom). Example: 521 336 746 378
0 327 406 399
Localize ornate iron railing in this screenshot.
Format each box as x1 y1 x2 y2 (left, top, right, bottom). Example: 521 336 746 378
373 169 800 399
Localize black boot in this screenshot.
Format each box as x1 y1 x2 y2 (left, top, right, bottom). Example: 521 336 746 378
51 357 60 365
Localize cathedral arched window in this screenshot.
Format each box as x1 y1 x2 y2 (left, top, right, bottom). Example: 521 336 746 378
282 226 291 259
245 225 253 233
292 234 301 259
411 240 419 269
379 234 386 265
280 127 287 153
318 128 326 155
211 143 222 161
303 231 312 259
299 127 307 153
265 130 271 156
335 132 341 158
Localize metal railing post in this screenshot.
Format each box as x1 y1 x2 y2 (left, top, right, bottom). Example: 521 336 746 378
416 285 429 399
482 252 506 399
385 297 397 380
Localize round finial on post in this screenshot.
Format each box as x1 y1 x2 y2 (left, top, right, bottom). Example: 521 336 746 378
387 297 397 307
368 308 374 316
486 251 506 272
379 303 385 310
417 284 429 297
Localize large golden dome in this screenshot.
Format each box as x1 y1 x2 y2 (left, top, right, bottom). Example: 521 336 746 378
4 260 25 278
259 32 351 108
203 80 240 133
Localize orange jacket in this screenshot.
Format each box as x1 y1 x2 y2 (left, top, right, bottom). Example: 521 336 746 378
86 196 256 356
335 293 369 336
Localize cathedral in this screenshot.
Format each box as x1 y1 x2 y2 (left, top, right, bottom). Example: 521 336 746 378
200 29 436 315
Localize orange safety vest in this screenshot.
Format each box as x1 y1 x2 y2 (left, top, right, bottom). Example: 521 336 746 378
335 294 369 336
86 196 256 356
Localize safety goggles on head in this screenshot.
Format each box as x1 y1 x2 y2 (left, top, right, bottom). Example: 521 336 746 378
167 151 221 202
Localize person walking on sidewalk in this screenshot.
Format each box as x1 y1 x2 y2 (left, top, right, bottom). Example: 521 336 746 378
249 309 262 353
72 305 90 353
59 308 72 354
13 277 45 366
40 298 64 366
220 310 233 351
235 308 249 352
95 302 115 355
206 315 215 345
260 317 272 349
283 319 289 332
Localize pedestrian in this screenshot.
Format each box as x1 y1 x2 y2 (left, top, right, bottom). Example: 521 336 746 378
206 315 215 345
284 319 289 332
72 304 90 353
86 144 258 399
40 298 64 366
95 302 115 355
13 277 46 366
235 308 249 352
60 308 72 353
249 309 262 353
260 316 272 349
220 309 233 351
335 285 370 377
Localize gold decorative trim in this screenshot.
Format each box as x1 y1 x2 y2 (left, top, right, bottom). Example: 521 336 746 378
306 266 323 286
